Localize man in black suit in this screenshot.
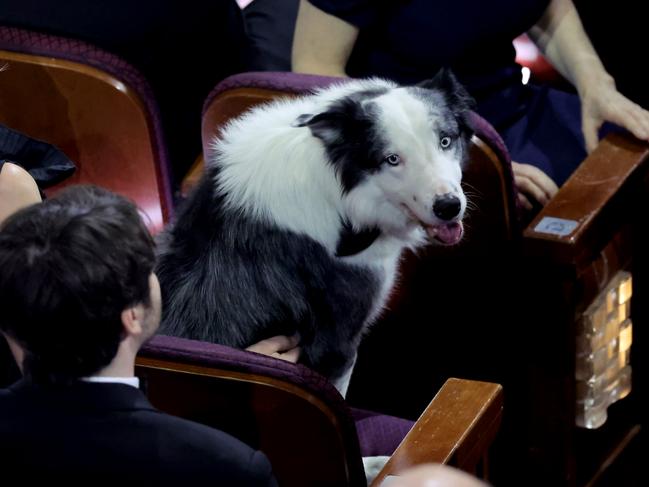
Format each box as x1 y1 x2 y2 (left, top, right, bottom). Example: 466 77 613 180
0 185 277 485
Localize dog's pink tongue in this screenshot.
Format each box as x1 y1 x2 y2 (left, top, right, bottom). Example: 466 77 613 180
426 222 463 245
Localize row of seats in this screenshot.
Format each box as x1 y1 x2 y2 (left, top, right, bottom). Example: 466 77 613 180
0 25 504 485
2 20 649 486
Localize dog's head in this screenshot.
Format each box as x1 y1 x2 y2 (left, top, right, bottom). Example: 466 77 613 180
296 70 474 246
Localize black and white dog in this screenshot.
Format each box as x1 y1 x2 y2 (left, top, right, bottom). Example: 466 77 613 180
156 70 473 395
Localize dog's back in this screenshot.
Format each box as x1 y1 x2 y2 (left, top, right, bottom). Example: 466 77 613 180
156 166 381 380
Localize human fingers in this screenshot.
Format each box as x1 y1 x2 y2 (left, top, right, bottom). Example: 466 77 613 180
517 191 533 211
581 110 601 154
246 334 299 355
275 346 301 363
601 94 649 142
512 162 558 204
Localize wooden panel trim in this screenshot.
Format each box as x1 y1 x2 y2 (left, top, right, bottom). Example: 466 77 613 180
0 49 171 224
523 133 649 264
469 135 517 239
135 355 362 483
136 356 343 425
371 379 503 485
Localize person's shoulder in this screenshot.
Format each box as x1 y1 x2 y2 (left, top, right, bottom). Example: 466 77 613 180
135 409 277 484
0 386 22 429
0 384 19 404
0 388 11 409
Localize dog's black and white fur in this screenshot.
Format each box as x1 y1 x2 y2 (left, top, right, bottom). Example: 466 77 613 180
156 70 473 395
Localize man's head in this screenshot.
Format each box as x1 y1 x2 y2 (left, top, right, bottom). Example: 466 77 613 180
0 185 159 384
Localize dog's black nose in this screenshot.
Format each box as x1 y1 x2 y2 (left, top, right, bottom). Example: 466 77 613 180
433 194 461 221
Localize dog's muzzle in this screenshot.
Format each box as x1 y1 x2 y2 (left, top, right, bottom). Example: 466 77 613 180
433 194 462 221
425 193 464 245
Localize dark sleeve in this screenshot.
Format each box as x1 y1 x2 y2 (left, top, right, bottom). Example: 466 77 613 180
166 416 279 486
243 0 299 71
307 0 378 28
0 124 75 189
247 450 279 487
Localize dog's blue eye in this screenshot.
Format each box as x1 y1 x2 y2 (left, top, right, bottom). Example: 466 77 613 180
440 136 453 149
384 154 401 166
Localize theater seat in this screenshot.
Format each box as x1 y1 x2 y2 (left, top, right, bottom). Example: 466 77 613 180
136 335 503 486
180 72 649 486
0 26 173 233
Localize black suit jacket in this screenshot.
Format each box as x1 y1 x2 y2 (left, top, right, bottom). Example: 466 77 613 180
0 379 277 485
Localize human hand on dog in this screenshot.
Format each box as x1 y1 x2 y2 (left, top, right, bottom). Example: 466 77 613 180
511 161 558 211
246 334 301 363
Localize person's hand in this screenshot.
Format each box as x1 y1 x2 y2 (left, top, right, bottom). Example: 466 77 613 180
580 77 649 153
388 464 488 487
511 162 558 211
245 334 301 363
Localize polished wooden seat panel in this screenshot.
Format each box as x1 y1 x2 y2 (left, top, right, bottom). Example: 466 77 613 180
0 49 170 232
136 344 503 487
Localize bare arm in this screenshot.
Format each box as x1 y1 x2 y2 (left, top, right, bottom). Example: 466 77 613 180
527 0 605 91
291 0 357 77
528 0 649 152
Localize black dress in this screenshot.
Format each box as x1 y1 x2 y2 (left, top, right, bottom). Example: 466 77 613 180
0 124 75 189
308 0 590 185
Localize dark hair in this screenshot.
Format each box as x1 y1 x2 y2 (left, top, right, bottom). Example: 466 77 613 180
0 185 155 384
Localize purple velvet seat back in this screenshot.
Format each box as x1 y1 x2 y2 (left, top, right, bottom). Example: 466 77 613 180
202 71 342 114
140 335 409 458
0 25 173 214
141 334 350 413
140 334 369 484
350 407 415 457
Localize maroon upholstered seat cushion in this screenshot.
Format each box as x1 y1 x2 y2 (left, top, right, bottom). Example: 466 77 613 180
140 334 413 458
350 407 414 457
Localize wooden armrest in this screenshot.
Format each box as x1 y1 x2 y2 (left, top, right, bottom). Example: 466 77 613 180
370 378 503 486
523 133 649 265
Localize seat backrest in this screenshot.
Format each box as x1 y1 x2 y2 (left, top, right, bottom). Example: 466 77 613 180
137 335 504 486
191 71 518 246
137 335 366 487
182 72 518 316
0 26 173 233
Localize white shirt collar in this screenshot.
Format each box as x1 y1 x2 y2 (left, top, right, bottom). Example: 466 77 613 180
82 376 140 389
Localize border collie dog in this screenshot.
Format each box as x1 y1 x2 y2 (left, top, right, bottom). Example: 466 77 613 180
156 70 473 394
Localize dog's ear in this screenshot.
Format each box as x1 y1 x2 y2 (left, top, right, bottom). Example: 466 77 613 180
294 110 343 143
293 113 317 126
418 68 475 133
294 100 363 144
294 95 373 145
